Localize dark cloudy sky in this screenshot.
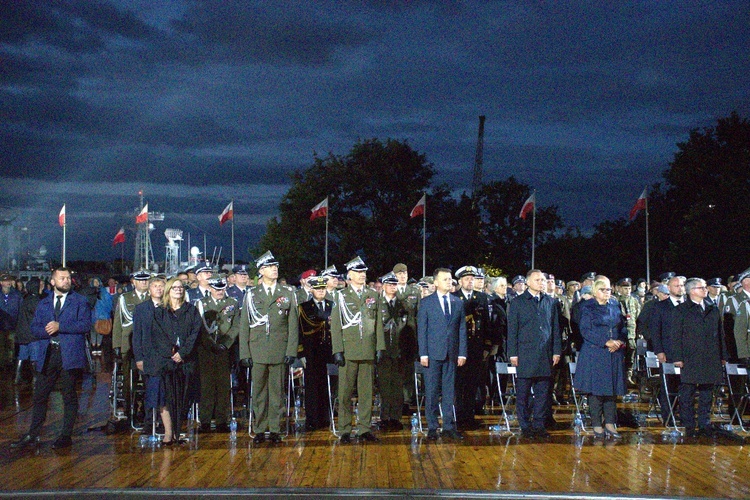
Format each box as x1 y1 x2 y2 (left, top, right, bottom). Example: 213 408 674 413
1 1 748 268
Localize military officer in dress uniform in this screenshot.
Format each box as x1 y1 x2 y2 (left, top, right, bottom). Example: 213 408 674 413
616 277 641 386
509 275 526 302
320 265 339 299
728 273 750 364
197 277 239 432
378 272 416 429
187 262 213 303
296 269 316 305
452 265 494 429
226 264 252 305
111 270 151 417
239 251 298 444
297 276 334 431
331 256 385 443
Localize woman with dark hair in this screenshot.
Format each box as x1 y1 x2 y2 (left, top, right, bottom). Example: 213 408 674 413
574 277 627 439
143 278 201 445
13 278 43 384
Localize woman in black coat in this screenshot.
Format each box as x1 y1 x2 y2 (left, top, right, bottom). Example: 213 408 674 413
13 278 43 384
143 278 201 445
574 277 627 439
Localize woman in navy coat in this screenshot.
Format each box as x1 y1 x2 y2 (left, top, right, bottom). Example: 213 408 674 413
574 277 627 439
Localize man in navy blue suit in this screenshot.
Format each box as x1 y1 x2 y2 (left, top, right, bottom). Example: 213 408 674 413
507 269 561 438
11 267 91 449
418 268 467 441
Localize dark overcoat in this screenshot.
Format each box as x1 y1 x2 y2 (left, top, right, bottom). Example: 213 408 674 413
144 302 201 377
506 291 561 378
573 299 627 396
651 298 679 360
672 299 725 385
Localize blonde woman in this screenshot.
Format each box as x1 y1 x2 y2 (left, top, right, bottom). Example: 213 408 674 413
144 278 201 445
573 277 627 439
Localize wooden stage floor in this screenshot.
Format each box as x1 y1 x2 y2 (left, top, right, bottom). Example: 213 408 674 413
0 368 748 498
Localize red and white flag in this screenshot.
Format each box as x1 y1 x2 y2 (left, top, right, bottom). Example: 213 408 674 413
219 201 233 225
410 194 426 218
629 187 647 220
136 204 148 224
310 197 328 221
112 227 125 246
58 204 66 227
519 193 535 220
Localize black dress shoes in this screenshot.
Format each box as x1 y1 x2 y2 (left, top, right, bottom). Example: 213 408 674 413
200 423 212 432
427 429 439 440
10 434 39 449
52 435 73 449
520 428 535 439
533 428 550 439
359 432 379 442
252 433 266 444
268 432 282 443
441 429 464 441
339 434 352 444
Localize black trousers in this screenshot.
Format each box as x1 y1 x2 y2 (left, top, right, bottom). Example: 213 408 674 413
303 352 331 429
455 348 483 423
679 383 714 431
29 344 80 438
516 376 550 431
588 395 617 427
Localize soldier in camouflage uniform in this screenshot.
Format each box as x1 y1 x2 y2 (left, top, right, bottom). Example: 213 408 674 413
616 277 641 386
197 277 239 432
378 272 416 430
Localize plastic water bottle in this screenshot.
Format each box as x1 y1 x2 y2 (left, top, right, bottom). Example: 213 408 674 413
139 434 149 447
573 414 583 435
229 417 237 442
489 424 502 433
411 413 419 434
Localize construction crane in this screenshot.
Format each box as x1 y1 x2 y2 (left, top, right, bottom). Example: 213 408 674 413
471 115 485 204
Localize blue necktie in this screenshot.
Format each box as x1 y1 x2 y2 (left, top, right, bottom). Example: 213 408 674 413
443 295 451 323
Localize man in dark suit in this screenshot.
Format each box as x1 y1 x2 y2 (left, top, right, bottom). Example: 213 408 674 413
673 278 726 437
650 275 685 424
11 267 92 449
417 268 467 441
507 269 561 438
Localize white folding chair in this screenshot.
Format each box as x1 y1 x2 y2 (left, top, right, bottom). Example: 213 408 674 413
660 362 683 436
327 363 341 437
494 362 519 435
724 363 750 433
288 360 305 432
568 361 589 433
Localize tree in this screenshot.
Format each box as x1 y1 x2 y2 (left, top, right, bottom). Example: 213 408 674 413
258 138 443 279
475 177 564 275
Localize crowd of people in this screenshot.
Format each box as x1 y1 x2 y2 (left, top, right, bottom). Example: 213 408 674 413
0 255 743 448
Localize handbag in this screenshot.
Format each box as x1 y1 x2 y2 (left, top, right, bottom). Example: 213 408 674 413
95 318 113 335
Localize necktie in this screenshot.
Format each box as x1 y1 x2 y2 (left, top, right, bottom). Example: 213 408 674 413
535 295 541 304
204 289 209 298
443 295 450 322
55 295 62 319
318 301 325 315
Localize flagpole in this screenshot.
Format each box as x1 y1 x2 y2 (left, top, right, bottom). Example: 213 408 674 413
231 198 235 267
645 195 650 284
324 197 329 269
531 190 536 269
422 195 426 278
121 238 124 274
62 218 67 267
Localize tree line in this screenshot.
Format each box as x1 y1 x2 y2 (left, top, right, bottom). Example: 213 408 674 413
258 112 750 282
